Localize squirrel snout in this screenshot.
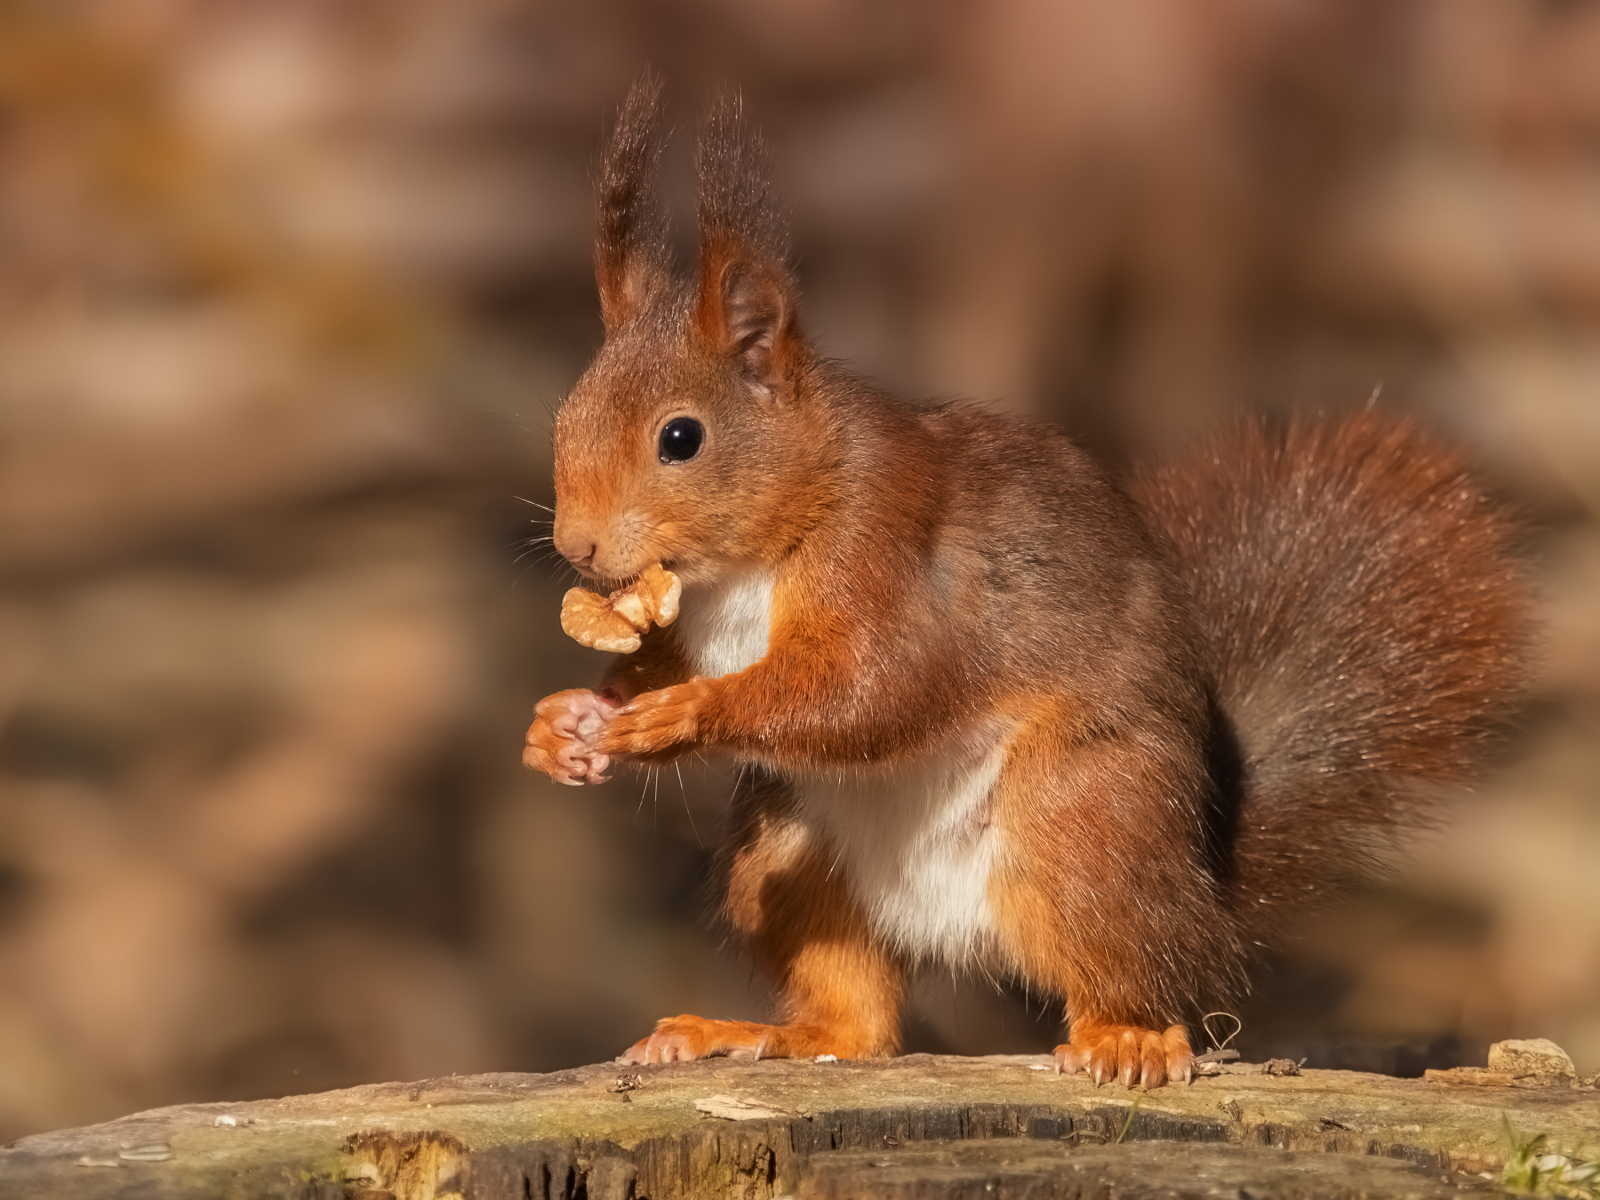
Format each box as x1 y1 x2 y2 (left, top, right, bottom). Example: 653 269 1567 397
554 526 599 572
555 509 652 579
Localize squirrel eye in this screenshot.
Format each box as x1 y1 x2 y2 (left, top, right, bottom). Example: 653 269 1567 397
658 416 704 464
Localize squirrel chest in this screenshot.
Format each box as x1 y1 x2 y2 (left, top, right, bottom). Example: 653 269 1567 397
676 567 1008 963
675 568 775 679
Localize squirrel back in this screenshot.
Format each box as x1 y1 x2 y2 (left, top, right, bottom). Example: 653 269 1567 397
1131 412 1529 944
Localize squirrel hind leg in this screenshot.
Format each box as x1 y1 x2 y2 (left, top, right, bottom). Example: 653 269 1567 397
624 771 905 1066
1055 1022 1193 1088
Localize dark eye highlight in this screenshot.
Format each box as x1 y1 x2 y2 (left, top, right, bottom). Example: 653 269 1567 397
658 416 704 464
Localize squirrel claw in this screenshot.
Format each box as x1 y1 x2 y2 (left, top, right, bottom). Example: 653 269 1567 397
1054 1023 1192 1090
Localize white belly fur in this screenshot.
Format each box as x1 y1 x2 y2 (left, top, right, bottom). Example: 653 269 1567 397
675 567 775 678
675 566 1006 965
796 742 1007 965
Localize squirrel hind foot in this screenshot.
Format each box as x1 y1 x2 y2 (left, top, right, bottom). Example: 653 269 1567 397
1055 1023 1192 1089
620 1015 772 1064
619 1014 882 1064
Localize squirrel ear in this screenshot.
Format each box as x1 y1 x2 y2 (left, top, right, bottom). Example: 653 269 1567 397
692 92 801 399
696 249 799 397
594 72 670 333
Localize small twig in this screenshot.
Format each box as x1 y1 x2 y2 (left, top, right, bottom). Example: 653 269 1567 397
1200 1012 1242 1054
1114 1099 1142 1145
1192 1012 1245 1075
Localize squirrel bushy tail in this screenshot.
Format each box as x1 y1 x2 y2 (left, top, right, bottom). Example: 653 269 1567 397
1132 411 1530 945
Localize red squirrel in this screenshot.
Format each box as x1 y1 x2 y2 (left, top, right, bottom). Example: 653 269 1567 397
522 77 1528 1088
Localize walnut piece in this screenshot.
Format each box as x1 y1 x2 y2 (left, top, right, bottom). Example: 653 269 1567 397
559 589 640 653
560 564 681 654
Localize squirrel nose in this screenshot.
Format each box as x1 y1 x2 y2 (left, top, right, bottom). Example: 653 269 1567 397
554 527 598 570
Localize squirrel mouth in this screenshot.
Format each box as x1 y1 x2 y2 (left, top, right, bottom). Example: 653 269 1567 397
582 559 675 591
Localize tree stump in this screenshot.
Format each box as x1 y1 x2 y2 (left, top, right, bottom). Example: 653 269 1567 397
3 1054 1596 1199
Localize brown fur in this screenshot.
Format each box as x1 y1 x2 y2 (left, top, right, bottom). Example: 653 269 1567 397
1131 414 1530 946
523 83 1531 1086
594 72 671 333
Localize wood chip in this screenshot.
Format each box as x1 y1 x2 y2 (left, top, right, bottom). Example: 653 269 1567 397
693 1094 790 1121
118 1143 173 1163
1488 1038 1576 1083
1423 1067 1517 1087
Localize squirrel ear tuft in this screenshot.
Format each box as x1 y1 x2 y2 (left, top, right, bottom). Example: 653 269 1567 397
594 70 671 333
692 92 803 399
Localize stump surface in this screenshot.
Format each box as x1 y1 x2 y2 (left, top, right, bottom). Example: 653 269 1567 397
3 1054 1595 1199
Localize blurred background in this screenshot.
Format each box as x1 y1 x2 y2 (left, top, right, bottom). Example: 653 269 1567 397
1 0 1598 1142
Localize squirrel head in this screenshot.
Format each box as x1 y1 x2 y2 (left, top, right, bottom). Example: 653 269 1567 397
552 74 824 587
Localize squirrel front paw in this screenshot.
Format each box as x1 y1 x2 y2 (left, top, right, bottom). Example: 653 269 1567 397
1055 1022 1192 1088
596 678 712 760
523 689 621 784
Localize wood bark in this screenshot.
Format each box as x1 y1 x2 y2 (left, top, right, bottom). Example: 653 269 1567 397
3 1054 1595 1199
